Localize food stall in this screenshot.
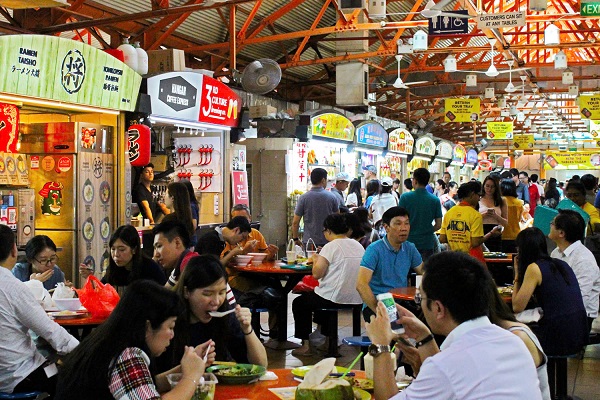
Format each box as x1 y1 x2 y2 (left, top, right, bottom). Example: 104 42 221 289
407 136 435 175
0 34 142 282
351 120 388 180
464 148 479 179
449 144 467 182
430 140 453 182
384 128 414 181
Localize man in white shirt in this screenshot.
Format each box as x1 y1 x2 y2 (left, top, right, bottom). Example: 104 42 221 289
365 251 542 400
0 224 79 394
549 209 600 331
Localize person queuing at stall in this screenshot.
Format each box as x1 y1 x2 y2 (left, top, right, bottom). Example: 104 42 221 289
544 178 561 208
345 178 363 209
479 176 508 252
512 227 589 357
442 171 451 186
530 174 545 205
364 179 381 210
362 164 377 182
439 181 458 215
156 255 267 373
439 181 502 264
291 214 365 356
402 178 413 193
55 280 210 400
331 172 350 212
369 177 399 228
549 210 600 332
154 220 235 309
509 167 530 204
565 181 600 234
0 225 79 395
520 171 540 216
581 174 597 206
365 251 543 400
499 179 524 253
292 168 340 248
133 163 170 224
182 180 200 228
434 179 446 198
398 168 442 262
356 207 423 321
161 182 196 241
12 235 69 290
79 225 166 291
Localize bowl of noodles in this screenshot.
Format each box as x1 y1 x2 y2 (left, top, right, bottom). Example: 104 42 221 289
206 363 266 384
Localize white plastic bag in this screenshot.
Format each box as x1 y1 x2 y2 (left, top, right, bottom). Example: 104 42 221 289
52 282 76 300
23 280 52 309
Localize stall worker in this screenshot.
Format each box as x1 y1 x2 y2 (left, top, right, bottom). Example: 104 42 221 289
12 235 69 290
133 163 170 224
0 225 78 396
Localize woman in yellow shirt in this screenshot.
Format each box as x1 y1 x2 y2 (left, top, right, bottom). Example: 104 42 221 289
500 179 524 253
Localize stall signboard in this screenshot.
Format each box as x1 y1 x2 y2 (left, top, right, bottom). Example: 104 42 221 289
355 122 388 147
452 144 466 164
288 142 308 192
414 136 435 156
487 121 513 139
579 95 600 119
544 151 600 170
513 134 534 150
435 141 453 160
231 170 249 206
478 150 488 160
387 128 414 154
0 35 141 112
0 102 19 153
148 72 241 127
590 120 600 145
310 113 354 142
466 148 478 165
444 98 480 122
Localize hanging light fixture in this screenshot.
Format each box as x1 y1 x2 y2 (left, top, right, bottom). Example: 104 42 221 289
497 96 507 108
568 85 579 96
444 54 457 72
544 23 560 46
562 69 574 84
466 74 477 87
412 30 428 51
554 50 567 69
529 0 548 11
485 87 495 99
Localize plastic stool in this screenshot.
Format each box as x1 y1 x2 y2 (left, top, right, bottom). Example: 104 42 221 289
342 336 372 369
0 392 46 399
250 308 269 339
318 305 362 357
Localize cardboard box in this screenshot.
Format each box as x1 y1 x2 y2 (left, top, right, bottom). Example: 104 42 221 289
147 49 186 74
249 105 277 119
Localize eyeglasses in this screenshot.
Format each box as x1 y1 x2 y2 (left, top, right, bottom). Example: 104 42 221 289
414 292 429 305
34 255 59 265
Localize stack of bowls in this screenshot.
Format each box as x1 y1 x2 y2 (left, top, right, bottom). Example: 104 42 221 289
248 252 267 266
235 255 253 266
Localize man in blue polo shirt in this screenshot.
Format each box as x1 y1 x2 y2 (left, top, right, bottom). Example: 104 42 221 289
356 207 423 320
398 168 442 261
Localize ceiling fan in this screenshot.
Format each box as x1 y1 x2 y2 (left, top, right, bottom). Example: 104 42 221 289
460 39 530 78
392 55 428 89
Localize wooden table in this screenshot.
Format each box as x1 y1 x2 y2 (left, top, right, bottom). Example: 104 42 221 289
233 261 312 349
214 368 368 399
51 312 107 340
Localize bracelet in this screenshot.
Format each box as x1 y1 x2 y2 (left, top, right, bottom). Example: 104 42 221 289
182 376 198 385
243 328 254 336
415 333 435 348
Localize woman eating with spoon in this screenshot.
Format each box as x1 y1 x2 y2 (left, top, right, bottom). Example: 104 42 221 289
156 254 267 373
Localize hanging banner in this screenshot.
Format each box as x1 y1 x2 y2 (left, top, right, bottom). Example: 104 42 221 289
0 35 141 111
513 134 534 150
544 151 600 170
0 103 19 153
387 128 414 155
231 171 249 206
355 121 388 147
310 113 355 142
487 121 513 139
579 95 600 119
414 136 435 156
444 98 480 122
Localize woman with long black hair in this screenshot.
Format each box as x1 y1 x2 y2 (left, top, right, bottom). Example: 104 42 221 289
345 178 363 208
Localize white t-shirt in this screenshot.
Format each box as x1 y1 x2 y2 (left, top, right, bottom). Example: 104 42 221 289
346 192 358 207
314 238 365 304
370 193 398 224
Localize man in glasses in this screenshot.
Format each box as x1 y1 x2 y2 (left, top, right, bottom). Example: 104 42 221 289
365 252 542 400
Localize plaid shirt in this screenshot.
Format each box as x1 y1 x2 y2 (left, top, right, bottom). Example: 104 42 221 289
108 347 160 400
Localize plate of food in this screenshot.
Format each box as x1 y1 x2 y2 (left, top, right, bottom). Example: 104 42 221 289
48 310 87 319
206 363 266 384
82 179 94 203
291 365 350 379
353 378 374 392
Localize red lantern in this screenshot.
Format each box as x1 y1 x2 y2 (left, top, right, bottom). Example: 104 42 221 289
127 124 151 166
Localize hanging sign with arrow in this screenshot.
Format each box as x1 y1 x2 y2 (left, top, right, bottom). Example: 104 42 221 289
428 10 469 36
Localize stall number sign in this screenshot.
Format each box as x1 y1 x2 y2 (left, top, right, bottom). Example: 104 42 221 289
581 0 600 16
476 12 525 29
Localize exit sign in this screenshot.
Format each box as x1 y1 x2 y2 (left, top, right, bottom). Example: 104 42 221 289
581 0 600 16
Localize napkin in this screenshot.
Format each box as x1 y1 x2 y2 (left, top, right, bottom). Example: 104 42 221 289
259 371 279 381
515 307 543 323
395 366 413 383
23 280 52 309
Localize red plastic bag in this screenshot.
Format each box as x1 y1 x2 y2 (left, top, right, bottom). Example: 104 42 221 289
292 275 319 294
76 275 120 319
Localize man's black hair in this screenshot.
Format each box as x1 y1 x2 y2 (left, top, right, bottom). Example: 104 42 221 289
153 220 191 248
381 206 410 226
310 168 328 185
554 209 586 244
226 216 252 233
0 224 15 263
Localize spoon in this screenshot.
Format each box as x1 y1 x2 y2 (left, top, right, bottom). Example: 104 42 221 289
208 309 235 318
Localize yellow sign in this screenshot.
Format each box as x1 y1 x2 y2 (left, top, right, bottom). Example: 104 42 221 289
544 152 600 170
590 120 600 142
513 134 534 150
444 98 480 122
486 122 513 140
310 113 355 142
579 95 600 119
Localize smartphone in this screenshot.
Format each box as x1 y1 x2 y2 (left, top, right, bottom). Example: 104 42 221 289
397 336 414 347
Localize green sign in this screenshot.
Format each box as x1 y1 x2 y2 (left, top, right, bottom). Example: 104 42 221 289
581 1 600 16
0 35 141 111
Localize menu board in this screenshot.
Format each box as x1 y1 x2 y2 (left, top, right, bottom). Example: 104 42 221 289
513 134 534 150
466 149 478 165
310 113 355 142
435 141 453 160
452 144 466 164
387 128 414 154
355 122 388 147
414 136 435 156
444 98 480 122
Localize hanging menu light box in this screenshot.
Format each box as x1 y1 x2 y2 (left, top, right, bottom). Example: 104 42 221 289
310 113 355 142
355 121 388 148
387 128 414 155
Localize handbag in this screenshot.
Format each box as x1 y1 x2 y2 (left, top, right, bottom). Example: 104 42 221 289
76 275 120 318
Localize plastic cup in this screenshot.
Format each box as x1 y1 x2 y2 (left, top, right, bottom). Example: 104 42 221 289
415 275 423 289
167 373 217 400
286 251 296 263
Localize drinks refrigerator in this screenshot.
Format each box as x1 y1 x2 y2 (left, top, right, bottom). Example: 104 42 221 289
20 122 114 282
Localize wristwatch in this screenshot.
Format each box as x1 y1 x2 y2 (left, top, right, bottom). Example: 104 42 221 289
368 344 392 357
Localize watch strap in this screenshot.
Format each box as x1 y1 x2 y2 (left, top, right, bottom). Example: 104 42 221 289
368 344 391 357
415 334 435 348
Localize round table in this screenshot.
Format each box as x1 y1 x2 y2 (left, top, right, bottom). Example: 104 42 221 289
50 312 107 340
